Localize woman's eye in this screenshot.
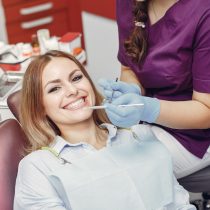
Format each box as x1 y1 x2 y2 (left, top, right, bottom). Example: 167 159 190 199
72 74 83 82
48 87 60 93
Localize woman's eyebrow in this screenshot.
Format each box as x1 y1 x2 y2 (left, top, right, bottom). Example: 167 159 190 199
44 69 81 88
44 79 61 89
68 69 81 80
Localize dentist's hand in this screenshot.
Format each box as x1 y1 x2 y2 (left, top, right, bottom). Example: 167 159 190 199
104 93 160 128
98 78 141 101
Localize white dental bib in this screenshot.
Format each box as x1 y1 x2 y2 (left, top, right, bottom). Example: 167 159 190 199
43 129 174 210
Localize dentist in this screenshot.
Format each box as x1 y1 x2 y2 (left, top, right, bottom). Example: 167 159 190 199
99 0 210 179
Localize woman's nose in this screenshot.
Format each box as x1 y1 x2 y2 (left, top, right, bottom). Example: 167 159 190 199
65 84 78 97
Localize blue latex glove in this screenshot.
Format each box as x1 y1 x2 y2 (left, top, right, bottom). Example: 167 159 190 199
104 93 160 128
98 78 141 102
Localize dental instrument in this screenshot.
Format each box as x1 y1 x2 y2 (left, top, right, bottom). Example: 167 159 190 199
109 77 118 103
85 103 144 110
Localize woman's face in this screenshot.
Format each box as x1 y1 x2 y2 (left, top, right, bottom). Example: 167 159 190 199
42 57 95 127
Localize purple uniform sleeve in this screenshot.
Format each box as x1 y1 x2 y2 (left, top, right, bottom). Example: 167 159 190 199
193 9 210 93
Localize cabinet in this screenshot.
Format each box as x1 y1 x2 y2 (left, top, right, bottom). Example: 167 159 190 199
2 0 83 44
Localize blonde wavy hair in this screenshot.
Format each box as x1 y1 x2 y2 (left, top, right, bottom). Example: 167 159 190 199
20 50 110 153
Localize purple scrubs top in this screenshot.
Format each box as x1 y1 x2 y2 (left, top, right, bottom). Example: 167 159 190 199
116 0 210 158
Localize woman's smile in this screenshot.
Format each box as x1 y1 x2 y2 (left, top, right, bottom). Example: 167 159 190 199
62 97 88 110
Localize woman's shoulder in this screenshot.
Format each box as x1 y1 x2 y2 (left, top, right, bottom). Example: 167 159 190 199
183 0 210 14
169 0 210 23
195 0 210 15
198 0 210 8
18 149 57 172
20 150 47 163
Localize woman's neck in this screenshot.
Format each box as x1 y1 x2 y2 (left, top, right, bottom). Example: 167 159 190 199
148 0 178 25
60 120 108 150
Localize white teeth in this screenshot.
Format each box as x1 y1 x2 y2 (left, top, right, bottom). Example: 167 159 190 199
65 98 84 109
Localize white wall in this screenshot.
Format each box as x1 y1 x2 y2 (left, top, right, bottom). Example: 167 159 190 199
82 12 120 88
0 1 8 43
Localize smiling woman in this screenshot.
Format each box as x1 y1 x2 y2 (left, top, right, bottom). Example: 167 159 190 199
19 50 109 152
14 50 195 210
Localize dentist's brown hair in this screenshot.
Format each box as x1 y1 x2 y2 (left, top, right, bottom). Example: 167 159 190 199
124 0 148 62
20 50 110 153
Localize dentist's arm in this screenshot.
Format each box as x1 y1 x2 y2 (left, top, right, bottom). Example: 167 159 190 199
120 65 145 95
99 67 210 129
157 91 210 129
103 91 210 129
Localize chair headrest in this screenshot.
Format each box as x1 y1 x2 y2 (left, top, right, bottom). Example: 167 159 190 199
7 90 21 121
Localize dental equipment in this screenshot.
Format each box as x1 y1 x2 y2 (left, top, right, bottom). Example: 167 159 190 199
85 103 144 110
109 77 118 103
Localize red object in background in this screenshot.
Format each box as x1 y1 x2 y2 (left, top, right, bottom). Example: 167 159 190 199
2 0 83 44
7 12 69 44
4 0 70 44
2 0 114 47
80 0 116 20
59 32 81 43
0 64 21 71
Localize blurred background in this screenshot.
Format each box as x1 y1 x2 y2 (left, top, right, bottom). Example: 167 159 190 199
0 0 120 83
